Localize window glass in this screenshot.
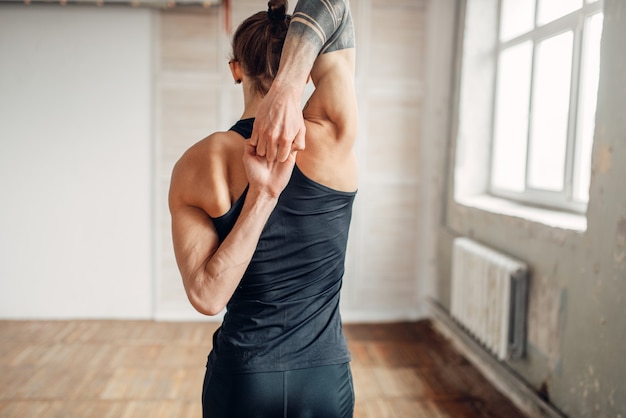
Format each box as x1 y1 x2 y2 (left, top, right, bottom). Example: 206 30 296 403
500 0 535 41
574 13 603 202
491 41 533 192
478 0 604 212
537 0 583 25
528 31 574 191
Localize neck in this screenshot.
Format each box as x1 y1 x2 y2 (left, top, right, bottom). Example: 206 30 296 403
240 86 264 120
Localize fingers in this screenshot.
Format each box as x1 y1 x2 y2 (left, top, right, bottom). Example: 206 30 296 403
250 125 305 162
293 127 306 152
275 127 305 163
249 130 266 158
244 141 257 157
250 126 277 161
254 135 301 162
275 146 288 163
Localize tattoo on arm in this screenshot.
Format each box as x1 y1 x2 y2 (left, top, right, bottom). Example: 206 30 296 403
291 0 355 54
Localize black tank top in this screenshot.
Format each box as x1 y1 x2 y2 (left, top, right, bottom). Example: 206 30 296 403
207 118 356 373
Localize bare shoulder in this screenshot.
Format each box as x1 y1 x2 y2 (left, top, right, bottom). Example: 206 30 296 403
169 131 240 217
170 132 226 193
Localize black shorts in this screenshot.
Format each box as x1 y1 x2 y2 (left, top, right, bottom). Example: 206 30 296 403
202 362 354 418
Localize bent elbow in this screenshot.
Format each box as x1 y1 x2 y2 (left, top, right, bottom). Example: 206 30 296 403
187 292 226 317
199 304 225 317
193 299 226 317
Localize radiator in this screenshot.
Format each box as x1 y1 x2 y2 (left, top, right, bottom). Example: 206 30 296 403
450 237 529 361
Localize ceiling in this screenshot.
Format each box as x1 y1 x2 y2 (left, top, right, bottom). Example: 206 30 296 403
0 0 222 8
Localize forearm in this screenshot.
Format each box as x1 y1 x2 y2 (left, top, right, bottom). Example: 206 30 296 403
187 190 277 315
251 1 354 161
273 0 353 93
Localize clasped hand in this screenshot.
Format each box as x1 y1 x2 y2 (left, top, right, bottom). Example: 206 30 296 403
243 142 296 199
249 83 306 162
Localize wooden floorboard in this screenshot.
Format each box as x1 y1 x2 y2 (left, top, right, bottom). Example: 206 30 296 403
0 320 527 417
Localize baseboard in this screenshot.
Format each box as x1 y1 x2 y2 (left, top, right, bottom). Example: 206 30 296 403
428 299 566 418
340 308 425 323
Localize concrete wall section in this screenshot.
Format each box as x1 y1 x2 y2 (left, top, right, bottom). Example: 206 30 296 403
437 0 626 416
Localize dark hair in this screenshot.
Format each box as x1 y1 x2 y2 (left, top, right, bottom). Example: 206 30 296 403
231 0 290 96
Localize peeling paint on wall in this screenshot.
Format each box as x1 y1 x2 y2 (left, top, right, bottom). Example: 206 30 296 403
442 1 626 416
616 217 626 247
615 217 626 269
527 274 564 368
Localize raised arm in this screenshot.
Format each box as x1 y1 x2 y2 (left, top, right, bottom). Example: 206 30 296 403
295 16 358 193
250 0 355 162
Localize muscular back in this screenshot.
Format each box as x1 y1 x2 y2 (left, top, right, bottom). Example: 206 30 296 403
173 46 357 221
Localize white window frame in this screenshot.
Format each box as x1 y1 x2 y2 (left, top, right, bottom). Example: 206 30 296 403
488 0 603 213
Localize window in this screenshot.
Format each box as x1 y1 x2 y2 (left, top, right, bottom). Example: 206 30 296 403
490 0 603 212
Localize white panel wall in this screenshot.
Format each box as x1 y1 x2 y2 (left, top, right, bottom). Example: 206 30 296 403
0 1 454 321
154 8 226 320
341 0 427 320
0 6 153 318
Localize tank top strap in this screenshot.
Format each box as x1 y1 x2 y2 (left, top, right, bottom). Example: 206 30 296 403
229 118 255 139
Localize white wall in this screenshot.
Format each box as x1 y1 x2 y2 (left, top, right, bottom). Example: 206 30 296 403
0 6 154 318
0 2 457 322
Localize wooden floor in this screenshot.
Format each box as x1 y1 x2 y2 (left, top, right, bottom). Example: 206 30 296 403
0 320 527 418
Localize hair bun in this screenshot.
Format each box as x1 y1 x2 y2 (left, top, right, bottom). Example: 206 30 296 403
267 0 288 21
